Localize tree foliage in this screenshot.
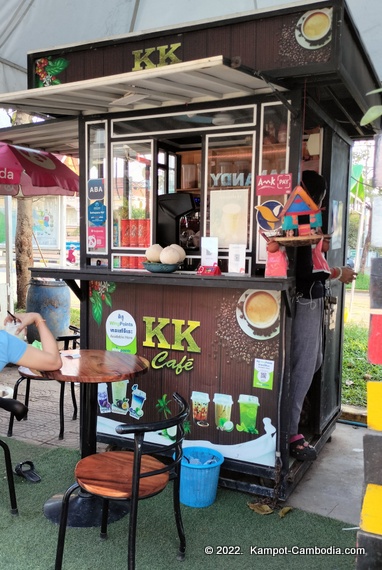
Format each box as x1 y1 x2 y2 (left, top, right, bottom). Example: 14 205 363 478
347 212 359 250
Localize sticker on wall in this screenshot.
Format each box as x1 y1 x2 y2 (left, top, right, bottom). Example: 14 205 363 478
215 291 280 365
255 200 283 232
111 380 129 414
129 384 146 419
90 281 116 325
106 309 137 354
295 8 333 50
97 382 111 413
256 173 292 196
236 395 260 434
88 226 106 250
213 393 234 432
253 358 275 390
236 289 280 340
88 200 107 226
190 391 210 427
35 56 69 87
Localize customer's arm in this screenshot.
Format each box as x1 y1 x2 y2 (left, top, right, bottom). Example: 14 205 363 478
4 312 62 371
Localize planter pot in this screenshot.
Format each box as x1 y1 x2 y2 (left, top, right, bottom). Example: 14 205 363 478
26 278 71 343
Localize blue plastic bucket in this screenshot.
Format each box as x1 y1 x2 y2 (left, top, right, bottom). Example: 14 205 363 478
26 278 71 343
180 447 224 508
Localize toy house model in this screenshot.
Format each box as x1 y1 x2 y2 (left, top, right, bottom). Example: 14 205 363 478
279 186 322 236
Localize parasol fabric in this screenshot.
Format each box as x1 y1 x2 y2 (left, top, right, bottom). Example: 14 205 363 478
0 142 79 196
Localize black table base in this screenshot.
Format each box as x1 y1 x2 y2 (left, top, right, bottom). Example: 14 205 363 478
44 489 130 528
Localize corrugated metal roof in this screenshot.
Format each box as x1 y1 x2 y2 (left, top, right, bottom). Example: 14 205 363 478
0 56 284 156
0 118 79 156
0 56 280 117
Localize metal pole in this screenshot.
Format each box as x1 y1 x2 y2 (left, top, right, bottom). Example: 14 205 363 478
4 196 14 312
59 196 67 267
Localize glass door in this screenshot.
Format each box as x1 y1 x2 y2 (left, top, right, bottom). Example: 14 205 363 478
111 140 153 269
204 133 255 272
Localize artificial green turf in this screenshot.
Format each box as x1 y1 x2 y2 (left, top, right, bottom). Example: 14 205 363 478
0 439 359 570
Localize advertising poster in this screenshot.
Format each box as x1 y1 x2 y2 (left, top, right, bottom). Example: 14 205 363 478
94 282 282 468
210 189 248 248
87 178 107 253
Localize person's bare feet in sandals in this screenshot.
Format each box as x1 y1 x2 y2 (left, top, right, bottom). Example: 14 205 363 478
289 434 317 461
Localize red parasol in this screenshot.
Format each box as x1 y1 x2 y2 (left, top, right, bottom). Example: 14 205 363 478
0 142 79 196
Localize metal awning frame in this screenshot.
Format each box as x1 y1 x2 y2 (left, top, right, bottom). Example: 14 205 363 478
0 55 284 117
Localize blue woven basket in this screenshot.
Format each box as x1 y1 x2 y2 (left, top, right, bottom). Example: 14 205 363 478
143 262 178 273
180 447 224 508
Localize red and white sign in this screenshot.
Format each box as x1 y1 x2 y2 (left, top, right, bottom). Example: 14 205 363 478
256 173 292 196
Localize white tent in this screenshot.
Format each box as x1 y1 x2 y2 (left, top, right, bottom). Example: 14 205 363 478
0 0 380 312
0 0 381 100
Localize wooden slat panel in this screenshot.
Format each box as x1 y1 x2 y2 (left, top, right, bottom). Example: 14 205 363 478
94 280 282 452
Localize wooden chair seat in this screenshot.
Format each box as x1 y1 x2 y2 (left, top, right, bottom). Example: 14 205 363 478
75 451 169 499
55 392 189 570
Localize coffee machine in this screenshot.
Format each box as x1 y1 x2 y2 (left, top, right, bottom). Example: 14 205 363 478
157 193 197 247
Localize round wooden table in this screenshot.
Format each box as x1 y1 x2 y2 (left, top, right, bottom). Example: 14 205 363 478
22 349 149 527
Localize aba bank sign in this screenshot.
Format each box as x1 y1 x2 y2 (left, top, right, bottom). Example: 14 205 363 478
87 178 105 201
132 43 182 70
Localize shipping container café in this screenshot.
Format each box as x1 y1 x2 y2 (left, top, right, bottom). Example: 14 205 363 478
0 0 380 499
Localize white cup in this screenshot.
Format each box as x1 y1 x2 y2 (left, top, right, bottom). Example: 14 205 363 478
302 10 331 42
5 322 19 336
244 290 279 329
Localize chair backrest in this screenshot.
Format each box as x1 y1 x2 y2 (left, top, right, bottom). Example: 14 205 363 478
115 392 189 492
0 397 28 421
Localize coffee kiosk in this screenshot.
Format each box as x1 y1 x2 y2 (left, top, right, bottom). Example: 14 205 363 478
0 0 380 499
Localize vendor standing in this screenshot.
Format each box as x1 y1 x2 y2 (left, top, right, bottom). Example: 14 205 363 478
268 170 357 461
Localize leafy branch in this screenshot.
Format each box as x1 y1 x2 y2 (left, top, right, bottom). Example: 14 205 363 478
89 281 116 325
360 87 382 126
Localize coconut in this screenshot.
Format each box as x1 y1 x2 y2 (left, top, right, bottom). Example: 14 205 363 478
170 243 186 262
145 244 163 262
160 246 181 265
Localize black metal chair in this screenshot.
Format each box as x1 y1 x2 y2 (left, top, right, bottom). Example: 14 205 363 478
7 326 80 440
55 392 189 570
0 396 28 514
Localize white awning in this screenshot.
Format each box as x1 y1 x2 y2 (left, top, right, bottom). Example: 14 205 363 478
0 56 282 117
0 119 80 156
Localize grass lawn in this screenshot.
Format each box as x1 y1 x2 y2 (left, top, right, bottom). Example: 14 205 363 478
342 323 382 407
343 272 381 408
346 272 370 291
70 307 80 328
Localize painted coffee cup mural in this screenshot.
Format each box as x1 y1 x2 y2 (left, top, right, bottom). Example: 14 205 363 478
295 8 333 50
236 289 281 341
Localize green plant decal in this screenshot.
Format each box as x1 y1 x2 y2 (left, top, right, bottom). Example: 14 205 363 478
156 395 191 440
35 56 69 87
89 281 116 325
156 394 172 418
236 422 258 435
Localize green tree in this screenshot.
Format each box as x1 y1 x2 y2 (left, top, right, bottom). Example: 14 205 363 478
350 142 374 273
348 212 359 250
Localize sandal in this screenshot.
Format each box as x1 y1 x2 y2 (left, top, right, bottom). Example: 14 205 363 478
14 460 41 483
289 435 317 461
